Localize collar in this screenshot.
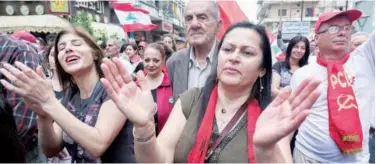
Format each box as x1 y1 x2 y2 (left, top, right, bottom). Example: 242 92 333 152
189 40 217 63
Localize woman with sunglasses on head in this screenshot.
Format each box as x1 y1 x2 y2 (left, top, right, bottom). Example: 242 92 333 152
0 26 135 163
100 21 321 163
125 43 144 73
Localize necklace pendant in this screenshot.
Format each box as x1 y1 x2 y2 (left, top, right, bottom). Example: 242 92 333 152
221 108 226 114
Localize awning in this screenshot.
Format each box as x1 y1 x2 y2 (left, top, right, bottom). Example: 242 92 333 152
92 22 128 40
0 15 71 33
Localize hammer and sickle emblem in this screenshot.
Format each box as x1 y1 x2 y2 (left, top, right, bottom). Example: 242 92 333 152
337 94 358 111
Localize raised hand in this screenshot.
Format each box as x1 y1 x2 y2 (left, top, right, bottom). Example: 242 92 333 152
0 62 56 116
253 78 321 149
100 57 155 127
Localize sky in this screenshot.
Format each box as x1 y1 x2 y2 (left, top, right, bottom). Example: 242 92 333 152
236 0 258 22
182 0 259 22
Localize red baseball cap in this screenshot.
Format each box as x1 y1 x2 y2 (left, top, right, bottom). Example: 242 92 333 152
314 9 362 34
12 31 37 44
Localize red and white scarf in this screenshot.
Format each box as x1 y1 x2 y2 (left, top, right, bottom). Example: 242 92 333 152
317 53 363 155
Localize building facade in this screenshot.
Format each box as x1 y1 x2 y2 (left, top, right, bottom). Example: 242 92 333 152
257 0 350 40
0 0 186 43
350 0 375 33
132 0 185 43
0 1 128 41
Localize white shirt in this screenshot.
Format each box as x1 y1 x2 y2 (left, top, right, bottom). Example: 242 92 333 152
119 58 134 74
290 33 375 163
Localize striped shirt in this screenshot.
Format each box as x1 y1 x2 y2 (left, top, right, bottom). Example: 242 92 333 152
187 42 216 89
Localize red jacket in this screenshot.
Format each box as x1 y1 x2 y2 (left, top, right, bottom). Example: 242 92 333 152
154 71 173 134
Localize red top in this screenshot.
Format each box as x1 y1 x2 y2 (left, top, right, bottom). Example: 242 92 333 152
147 70 173 134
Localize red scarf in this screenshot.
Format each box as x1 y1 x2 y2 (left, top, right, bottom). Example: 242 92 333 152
187 85 262 163
317 53 363 155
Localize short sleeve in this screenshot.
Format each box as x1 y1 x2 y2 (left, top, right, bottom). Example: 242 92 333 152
272 61 284 75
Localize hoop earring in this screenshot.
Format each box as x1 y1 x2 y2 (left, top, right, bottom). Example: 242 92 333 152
259 78 264 93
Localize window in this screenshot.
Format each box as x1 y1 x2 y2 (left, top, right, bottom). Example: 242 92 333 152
278 9 287 16
305 8 314 17
155 0 160 9
316 7 324 16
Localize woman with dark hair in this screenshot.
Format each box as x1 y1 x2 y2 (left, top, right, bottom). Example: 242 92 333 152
100 21 321 163
0 26 135 163
271 35 310 98
42 45 72 163
125 43 144 73
162 34 177 52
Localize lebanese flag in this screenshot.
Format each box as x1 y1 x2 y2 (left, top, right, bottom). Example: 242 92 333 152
112 2 158 32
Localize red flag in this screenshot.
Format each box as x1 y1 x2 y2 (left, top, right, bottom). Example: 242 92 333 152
217 1 248 40
216 1 283 60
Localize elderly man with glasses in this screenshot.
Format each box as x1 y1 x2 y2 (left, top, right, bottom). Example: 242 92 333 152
290 10 374 163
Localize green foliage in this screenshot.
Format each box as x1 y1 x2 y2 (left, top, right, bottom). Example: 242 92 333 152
70 12 94 35
93 29 108 43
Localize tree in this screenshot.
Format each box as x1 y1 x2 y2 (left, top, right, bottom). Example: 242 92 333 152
93 29 108 43
70 11 94 35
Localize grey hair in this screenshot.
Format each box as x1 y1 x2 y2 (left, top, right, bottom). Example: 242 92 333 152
352 32 369 38
185 0 220 22
107 38 121 48
209 1 220 22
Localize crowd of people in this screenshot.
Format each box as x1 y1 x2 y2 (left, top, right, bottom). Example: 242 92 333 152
0 1 374 163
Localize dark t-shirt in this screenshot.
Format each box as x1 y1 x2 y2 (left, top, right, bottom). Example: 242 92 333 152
61 82 135 163
133 62 144 73
272 61 293 88
151 89 159 135
54 91 63 100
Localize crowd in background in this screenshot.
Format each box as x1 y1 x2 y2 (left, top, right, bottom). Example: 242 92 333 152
0 1 374 163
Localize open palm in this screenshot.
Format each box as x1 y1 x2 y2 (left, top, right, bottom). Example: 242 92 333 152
100 58 155 127
254 78 321 148
0 62 56 117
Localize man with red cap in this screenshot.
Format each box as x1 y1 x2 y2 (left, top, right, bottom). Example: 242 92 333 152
290 10 374 162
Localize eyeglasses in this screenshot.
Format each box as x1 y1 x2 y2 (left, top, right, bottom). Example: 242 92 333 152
317 25 352 34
